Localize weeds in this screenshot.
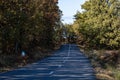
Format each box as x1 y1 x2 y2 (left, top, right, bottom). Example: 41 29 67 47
82 49 120 80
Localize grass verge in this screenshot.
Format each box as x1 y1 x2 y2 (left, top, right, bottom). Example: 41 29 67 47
80 48 120 80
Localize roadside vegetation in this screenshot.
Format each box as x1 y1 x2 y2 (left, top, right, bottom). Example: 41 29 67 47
70 0 120 80
0 0 120 80
81 49 120 80
0 0 63 72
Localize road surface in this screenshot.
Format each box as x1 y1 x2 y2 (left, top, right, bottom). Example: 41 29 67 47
0 44 96 80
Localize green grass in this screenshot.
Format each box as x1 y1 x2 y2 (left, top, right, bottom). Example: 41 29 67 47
113 70 120 80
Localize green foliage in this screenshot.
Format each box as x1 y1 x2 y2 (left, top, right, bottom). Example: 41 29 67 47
63 24 77 43
114 71 120 80
74 0 120 49
106 65 120 80
0 0 62 67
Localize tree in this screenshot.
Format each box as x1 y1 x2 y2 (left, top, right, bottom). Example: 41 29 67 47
0 0 62 55
75 0 120 49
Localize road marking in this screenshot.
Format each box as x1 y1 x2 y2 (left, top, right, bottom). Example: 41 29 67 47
68 44 71 57
49 71 54 75
63 44 71 63
0 44 96 79
58 65 62 67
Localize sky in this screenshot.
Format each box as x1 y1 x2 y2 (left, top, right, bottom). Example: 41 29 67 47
58 0 87 24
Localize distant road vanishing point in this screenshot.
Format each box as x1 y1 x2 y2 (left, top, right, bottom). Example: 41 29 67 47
0 44 96 80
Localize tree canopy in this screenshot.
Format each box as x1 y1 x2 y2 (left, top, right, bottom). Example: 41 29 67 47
0 0 62 55
74 0 120 49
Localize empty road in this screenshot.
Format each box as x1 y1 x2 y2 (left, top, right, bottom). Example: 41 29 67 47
0 44 96 80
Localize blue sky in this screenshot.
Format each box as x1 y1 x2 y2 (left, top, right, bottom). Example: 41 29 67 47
58 0 87 24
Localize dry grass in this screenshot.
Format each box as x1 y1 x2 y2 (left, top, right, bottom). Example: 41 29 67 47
81 49 120 80
0 47 54 73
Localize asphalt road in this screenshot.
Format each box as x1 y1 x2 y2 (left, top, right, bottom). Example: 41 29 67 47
0 44 96 80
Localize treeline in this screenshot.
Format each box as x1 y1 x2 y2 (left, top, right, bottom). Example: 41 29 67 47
73 0 120 49
0 0 62 57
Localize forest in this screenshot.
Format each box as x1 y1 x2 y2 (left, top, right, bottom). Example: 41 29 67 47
0 0 120 79
73 0 120 49
71 0 120 79
0 0 63 68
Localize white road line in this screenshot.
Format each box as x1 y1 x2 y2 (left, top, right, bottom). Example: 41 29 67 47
49 71 54 75
68 44 71 57
63 44 71 63
58 65 62 68
49 44 71 75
